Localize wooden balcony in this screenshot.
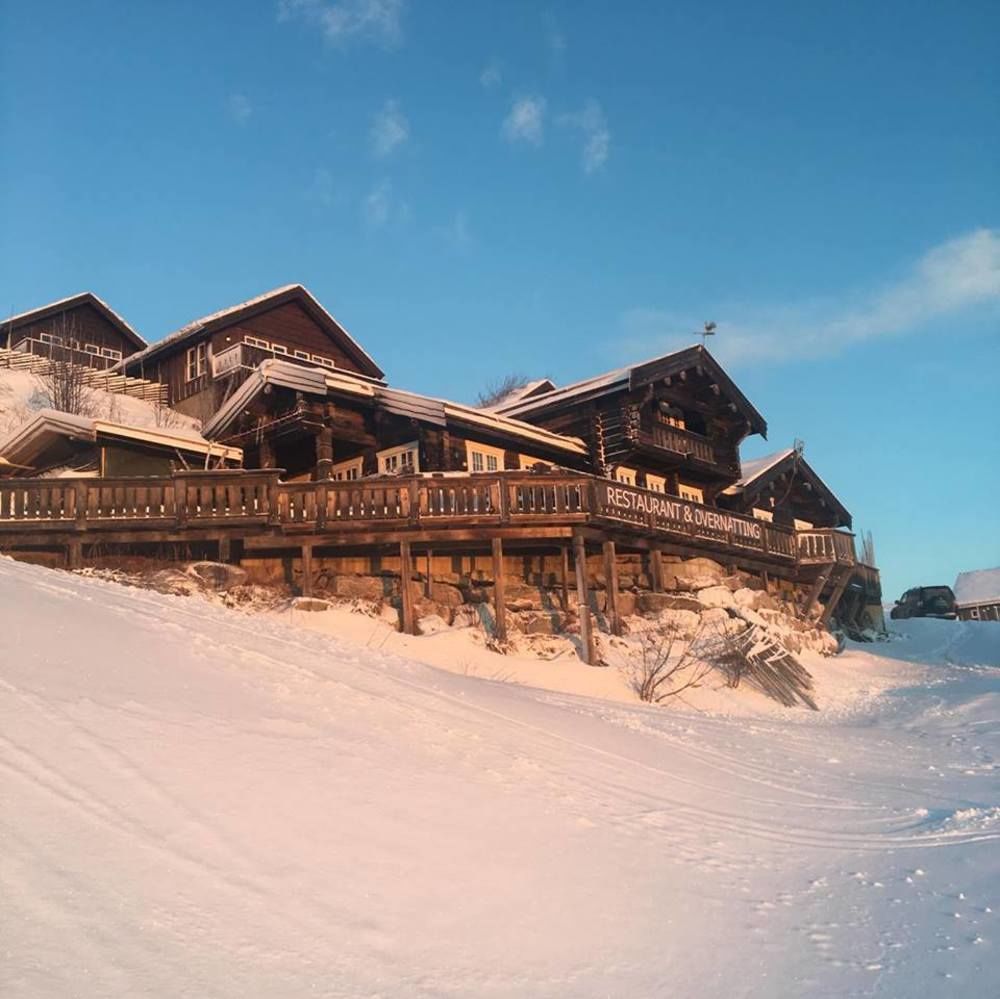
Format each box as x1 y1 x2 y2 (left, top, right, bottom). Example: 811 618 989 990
635 424 741 476
0 470 857 575
212 342 337 379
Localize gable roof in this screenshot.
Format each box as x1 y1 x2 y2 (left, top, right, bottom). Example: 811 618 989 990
202 359 587 458
1 292 147 351
954 568 1000 607
493 345 767 438
483 378 557 411
118 285 384 380
723 447 852 528
0 409 241 471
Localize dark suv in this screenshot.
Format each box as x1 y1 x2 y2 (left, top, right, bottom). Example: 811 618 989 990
890 586 957 620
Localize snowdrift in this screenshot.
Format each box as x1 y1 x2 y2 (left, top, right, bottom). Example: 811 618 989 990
1 557 998 997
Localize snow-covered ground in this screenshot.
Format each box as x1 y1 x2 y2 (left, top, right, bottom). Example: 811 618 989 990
1 556 998 997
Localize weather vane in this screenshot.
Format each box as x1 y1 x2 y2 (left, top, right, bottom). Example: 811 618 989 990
698 321 716 347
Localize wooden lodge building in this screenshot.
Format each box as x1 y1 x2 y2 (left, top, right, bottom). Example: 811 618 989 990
2 293 147 370
0 284 883 653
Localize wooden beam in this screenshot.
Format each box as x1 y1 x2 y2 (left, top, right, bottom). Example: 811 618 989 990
66 540 82 570
301 543 313 597
492 537 507 643
218 536 231 564
560 544 571 611
399 540 417 635
650 546 664 592
424 547 433 598
603 539 622 636
819 567 853 627
573 533 596 665
802 565 832 619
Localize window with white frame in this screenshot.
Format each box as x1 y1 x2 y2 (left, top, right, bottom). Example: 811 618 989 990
271 344 288 355
84 344 100 355
244 336 269 349
614 466 637 486
467 442 505 473
313 355 336 368
330 457 364 481
185 343 208 381
378 441 419 474
645 473 666 493
101 347 122 359
293 350 310 360
678 482 703 504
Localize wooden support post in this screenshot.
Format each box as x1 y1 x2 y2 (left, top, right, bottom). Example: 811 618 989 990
650 547 664 592
425 548 433 598
819 567 853 628
491 537 507 643
802 565 832 620
315 426 333 481
218 536 231 564
66 540 82 570
603 539 622 636
399 540 417 635
573 533 596 665
560 545 571 611
301 544 314 597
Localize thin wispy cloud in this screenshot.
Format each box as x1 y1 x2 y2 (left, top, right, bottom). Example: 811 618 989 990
559 100 610 173
370 99 409 157
479 60 502 89
362 180 408 228
543 11 566 64
227 93 252 125
619 229 1000 364
436 211 472 250
277 0 404 47
502 96 546 145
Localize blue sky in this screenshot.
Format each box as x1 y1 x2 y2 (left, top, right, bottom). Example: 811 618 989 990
2 0 998 601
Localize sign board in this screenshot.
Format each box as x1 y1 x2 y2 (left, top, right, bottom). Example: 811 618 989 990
595 482 763 544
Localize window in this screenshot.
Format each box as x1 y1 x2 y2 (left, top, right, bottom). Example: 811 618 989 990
185 343 208 381
313 355 336 368
658 404 685 429
293 350 310 360
84 344 100 355
614 466 637 486
330 457 364 481
645 473 666 493
678 482 703 504
271 344 288 355
378 441 419 474
244 336 269 349
467 442 505 473
101 348 122 360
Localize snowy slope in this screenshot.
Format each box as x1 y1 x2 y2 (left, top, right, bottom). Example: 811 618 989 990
1 557 998 998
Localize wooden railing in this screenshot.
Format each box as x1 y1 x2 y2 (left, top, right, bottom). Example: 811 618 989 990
0 469 855 570
646 423 716 463
797 529 856 565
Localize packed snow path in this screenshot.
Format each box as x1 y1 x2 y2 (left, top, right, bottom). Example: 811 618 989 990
1 558 998 997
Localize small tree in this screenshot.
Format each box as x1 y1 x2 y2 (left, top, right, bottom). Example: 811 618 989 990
38 315 96 416
477 372 530 408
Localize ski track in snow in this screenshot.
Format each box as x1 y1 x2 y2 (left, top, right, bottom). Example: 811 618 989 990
1 556 998 997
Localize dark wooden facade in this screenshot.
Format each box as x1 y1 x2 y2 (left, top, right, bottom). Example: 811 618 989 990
718 448 852 530
493 347 766 507
2 293 146 370
119 286 385 421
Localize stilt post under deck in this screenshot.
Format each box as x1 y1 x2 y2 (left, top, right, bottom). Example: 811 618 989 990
399 540 417 635
218 536 231 564
492 537 507 643
425 548 433 598
560 545 571 611
650 547 664 592
574 533 596 665
301 544 314 598
603 539 622 636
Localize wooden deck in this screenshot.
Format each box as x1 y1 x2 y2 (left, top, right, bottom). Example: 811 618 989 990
0 469 855 570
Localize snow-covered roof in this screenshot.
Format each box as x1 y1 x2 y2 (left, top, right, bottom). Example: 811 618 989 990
0 409 241 470
1 292 146 350
954 568 1000 607
493 345 768 438
727 449 796 490
203 359 587 456
118 285 384 379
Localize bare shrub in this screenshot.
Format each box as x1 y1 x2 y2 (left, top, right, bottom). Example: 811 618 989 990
477 372 529 408
150 401 187 429
628 621 721 703
39 359 96 416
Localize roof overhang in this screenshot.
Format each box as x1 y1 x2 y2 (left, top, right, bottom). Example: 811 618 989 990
2 292 146 351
